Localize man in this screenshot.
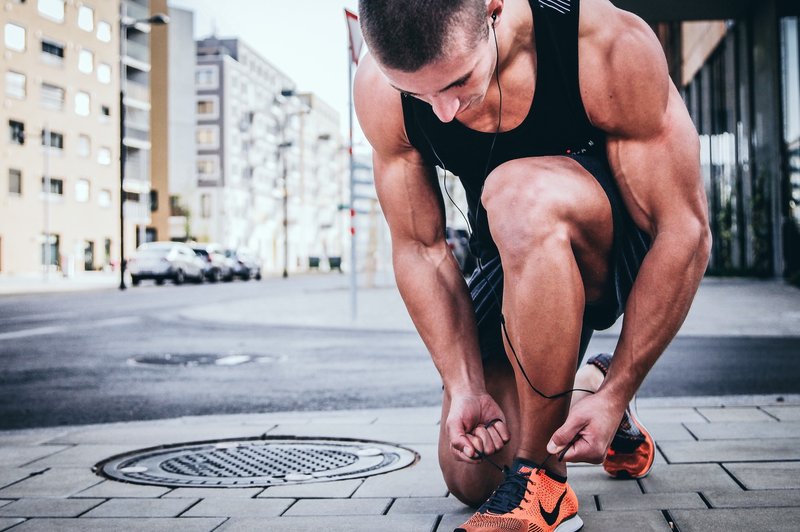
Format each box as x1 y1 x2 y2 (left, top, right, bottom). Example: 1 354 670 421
354 0 710 530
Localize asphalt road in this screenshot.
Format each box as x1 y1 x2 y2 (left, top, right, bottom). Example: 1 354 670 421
1 280 798 429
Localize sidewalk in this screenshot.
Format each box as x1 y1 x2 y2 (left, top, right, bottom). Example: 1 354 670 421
1 275 799 530
0 272 118 296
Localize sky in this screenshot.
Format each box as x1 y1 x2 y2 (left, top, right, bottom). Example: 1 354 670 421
168 0 363 140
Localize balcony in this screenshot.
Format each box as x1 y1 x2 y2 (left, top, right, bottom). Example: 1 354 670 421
124 81 150 104
124 39 150 64
124 1 149 23
124 125 150 143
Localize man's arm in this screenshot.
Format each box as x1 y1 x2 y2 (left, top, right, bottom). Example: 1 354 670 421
549 0 711 461
354 55 509 461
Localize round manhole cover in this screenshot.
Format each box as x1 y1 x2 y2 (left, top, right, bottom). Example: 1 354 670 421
128 354 281 367
96 437 418 487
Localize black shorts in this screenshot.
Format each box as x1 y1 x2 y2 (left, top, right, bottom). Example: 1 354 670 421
468 154 652 363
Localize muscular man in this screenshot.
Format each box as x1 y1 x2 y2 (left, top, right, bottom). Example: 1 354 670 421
354 0 710 530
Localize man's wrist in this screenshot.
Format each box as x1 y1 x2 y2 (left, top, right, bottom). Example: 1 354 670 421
444 380 487 396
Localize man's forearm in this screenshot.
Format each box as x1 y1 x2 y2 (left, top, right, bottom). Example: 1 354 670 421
393 240 486 395
600 226 710 407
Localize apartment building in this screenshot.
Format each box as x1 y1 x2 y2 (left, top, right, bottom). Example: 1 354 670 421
1 0 120 275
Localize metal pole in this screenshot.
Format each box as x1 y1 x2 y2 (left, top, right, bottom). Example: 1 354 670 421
119 7 127 290
282 131 289 279
43 125 50 281
348 55 357 320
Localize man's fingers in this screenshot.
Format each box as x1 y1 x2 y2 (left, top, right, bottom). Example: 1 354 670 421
489 419 510 443
557 437 606 464
450 434 478 463
470 426 496 456
547 415 587 455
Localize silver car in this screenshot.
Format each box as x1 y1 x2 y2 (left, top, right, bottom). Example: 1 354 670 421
128 242 205 286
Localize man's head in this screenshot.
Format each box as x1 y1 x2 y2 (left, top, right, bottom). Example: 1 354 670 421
359 0 490 73
359 0 502 123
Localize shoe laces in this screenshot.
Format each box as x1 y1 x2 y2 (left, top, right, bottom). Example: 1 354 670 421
480 465 536 514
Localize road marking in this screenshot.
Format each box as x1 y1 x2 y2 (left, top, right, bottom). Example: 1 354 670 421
0 316 141 341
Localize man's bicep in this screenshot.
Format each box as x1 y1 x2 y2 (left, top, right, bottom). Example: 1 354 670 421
373 151 445 248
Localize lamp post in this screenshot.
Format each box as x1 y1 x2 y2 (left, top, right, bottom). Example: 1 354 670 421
118 6 169 290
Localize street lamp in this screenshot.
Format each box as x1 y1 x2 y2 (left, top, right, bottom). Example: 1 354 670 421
118 8 169 291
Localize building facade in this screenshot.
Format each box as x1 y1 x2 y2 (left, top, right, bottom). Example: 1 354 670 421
1 0 120 275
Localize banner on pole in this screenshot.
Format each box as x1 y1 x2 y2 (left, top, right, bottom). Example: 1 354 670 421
344 9 364 65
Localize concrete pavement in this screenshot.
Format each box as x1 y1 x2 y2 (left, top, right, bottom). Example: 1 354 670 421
1 273 799 530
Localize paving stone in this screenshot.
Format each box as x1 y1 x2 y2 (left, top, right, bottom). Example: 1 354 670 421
672 508 800 532
0 502 9 509
437 511 484 531
580 510 672 531
82 498 199 518
181 498 293 517
0 498 104 517
0 446 70 467
26 444 142 468
597 492 706 511
51 425 257 446
684 421 800 440
74 480 171 498
284 498 392 516
219 514 437 532
389 496 468 514
636 408 707 424
704 489 800 508
266 423 439 445
164 487 264 498
353 445 448 498
696 407 776 422
761 405 800 421
0 428 71 446
577 493 598 512
306 416 379 425
0 467 103 498
0 469 45 490
7 517 225 531
645 423 696 441
659 438 800 463
639 464 741 493
0 518 25 531
724 462 800 489
259 479 362 499
566 467 642 496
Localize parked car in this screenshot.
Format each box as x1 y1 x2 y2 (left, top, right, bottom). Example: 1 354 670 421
128 242 205 286
224 249 262 280
190 243 235 282
445 227 476 276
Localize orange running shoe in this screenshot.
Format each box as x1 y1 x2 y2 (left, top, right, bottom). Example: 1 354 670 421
586 353 656 479
455 458 583 532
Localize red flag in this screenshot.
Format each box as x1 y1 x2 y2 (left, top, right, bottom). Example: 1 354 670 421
344 9 364 65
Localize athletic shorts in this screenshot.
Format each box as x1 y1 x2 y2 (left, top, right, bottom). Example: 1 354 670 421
468 154 652 364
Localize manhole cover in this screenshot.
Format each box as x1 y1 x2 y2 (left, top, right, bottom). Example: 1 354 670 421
128 354 280 367
96 437 417 487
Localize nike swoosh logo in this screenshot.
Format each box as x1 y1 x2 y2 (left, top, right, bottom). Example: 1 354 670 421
539 489 567 526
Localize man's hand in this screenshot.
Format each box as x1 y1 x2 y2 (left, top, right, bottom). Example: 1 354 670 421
445 392 510 463
546 391 625 463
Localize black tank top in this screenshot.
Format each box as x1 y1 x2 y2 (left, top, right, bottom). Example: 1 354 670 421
401 0 606 258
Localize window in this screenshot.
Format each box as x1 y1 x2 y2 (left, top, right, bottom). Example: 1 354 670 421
5 71 26 99
78 49 94 74
77 134 91 157
150 190 158 212
41 38 64 65
200 194 211 218
98 189 111 207
196 126 218 147
98 146 111 165
41 130 64 150
40 82 65 110
41 177 64 195
196 66 218 89
38 0 65 22
9 120 24 145
78 6 94 32
197 98 216 116
41 234 60 267
74 91 90 116
9 169 22 196
97 63 111 84
5 23 26 52
75 179 90 202
197 157 219 178
96 21 111 43
101 105 110 117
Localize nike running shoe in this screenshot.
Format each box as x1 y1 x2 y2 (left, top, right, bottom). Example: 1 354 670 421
455 457 583 532
586 353 655 479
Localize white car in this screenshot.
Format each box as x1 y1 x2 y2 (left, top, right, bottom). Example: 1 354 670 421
128 242 205 286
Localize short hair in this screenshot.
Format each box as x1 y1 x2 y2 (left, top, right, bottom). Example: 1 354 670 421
359 0 489 72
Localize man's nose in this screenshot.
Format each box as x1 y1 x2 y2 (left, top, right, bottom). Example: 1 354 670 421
430 96 460 123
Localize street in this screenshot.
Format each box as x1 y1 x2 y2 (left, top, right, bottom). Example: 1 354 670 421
1 276 799 430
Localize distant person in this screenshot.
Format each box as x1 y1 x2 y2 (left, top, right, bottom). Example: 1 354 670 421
355 0 710 530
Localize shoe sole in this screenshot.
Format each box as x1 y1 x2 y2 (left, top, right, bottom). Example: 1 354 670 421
454 514 584 532
606 406 655 480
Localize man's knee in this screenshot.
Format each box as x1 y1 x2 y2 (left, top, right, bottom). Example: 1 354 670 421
441 467 497 508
